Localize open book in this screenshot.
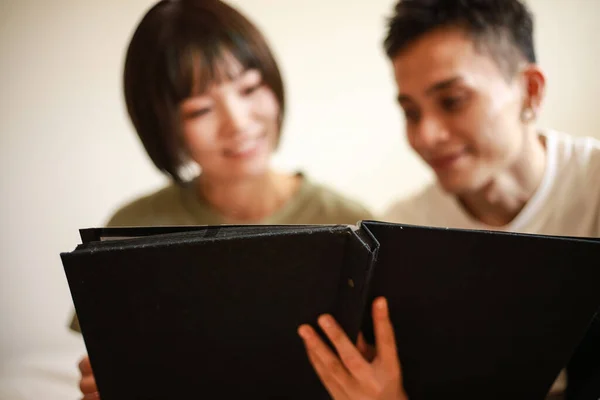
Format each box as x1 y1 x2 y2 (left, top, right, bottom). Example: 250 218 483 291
61 221 600 400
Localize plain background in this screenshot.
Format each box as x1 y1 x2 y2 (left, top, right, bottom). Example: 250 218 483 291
1 0 599 398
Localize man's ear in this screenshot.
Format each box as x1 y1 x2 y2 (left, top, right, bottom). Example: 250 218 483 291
521 64 546 121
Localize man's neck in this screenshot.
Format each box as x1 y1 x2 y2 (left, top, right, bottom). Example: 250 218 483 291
197 170 300 223
458 132 547 227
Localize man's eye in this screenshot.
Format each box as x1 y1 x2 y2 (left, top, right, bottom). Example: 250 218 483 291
441 96 466 111
402 109 420 123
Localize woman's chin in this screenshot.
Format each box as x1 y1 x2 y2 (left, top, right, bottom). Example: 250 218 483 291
213 161 272 183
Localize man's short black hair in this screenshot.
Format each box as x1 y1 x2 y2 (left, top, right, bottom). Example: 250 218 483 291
384 0 536 75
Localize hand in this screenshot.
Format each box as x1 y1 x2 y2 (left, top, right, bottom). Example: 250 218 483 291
78 355 100 400
298 297 408 400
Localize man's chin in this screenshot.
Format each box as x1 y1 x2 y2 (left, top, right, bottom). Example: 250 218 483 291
436 174 476 196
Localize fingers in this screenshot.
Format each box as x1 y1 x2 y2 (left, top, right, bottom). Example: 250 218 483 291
356 332 376 362
78 356 92 375
372 297 400 372
298 324 354 399
305 347 349 399
317 315 372 382
78 355 98 396
356 332 368 356
79 375 98 395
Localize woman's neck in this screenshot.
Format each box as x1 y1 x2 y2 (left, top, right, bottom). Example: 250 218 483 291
458 131 547 227
196 170 300 223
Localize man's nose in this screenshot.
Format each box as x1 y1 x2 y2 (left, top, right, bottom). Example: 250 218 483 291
411 115 450 150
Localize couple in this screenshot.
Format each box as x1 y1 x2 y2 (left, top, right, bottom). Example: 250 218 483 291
74 0 600 399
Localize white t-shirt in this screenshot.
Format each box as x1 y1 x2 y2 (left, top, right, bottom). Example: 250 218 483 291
383 130 600 397
384 130 600 237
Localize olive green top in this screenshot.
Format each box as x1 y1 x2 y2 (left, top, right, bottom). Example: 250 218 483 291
69 173 373 332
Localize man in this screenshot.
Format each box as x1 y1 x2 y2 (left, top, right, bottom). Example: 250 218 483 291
299 0 600 399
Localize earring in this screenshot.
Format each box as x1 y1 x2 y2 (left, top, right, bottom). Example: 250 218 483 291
521 108 535 123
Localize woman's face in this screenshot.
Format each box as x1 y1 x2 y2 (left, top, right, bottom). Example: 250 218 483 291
179 58 280 183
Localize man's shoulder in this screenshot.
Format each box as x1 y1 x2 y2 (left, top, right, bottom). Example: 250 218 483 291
546 130 600 169
382 184 442 223
544 130 600 195
537 130 600 236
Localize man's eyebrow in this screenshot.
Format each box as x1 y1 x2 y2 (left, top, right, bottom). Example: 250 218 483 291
425 76 462 95
397 76 463 104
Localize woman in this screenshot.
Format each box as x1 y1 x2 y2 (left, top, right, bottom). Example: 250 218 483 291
74 0 372 397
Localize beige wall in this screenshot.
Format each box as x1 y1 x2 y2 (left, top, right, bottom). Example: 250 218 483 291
0 0 598 398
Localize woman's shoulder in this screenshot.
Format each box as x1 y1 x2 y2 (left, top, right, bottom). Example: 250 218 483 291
105 182 188 227
298 177 374 224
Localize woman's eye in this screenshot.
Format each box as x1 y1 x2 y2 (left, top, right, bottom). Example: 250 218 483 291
241 84 261 96
187 107 212 119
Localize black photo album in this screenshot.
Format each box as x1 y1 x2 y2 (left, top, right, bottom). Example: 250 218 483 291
61 221 600 399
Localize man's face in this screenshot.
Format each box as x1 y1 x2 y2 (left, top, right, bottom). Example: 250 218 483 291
392 27 527 195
